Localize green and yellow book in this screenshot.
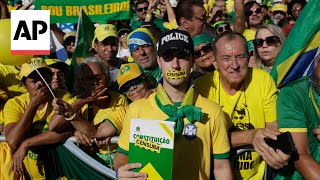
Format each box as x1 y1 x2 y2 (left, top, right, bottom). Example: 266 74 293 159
129 118 175 180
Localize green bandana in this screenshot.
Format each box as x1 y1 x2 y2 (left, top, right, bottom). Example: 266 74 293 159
155 84 204 135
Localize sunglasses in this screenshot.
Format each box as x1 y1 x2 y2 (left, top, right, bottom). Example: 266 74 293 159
64 37 75 46
253 36 280 48
248 8 261 16
216 24 232 34
137 6 148 12
121 77 144 93
194 43 213 58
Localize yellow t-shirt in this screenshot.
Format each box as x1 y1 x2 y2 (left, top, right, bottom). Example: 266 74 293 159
194 68 277 179
117 91 230 180
3 90 72 179
0 64 27 101
242 28 256 42
76 91 128 154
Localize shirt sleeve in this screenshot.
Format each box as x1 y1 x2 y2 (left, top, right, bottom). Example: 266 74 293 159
117 104 136 154
277 87 307 132
211 108 230 159
3 98 23 125
262 73 278 123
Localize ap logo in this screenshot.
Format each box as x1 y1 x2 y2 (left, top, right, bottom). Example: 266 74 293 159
11 10 50 55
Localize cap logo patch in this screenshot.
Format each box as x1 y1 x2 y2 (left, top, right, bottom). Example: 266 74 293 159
120 66 131 75
160 32 189 45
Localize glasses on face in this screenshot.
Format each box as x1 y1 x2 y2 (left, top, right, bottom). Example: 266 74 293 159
194 43 213 58
216 24 232 34
193 16 207 23
81 74 105 82
272 11 286 16
137 6 148 12
121 77 144 93
161 50 190 62
292 5 302 11
253 36 280 48
248 8 262 16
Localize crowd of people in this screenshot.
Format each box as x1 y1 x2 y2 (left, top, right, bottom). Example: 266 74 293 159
0 0 319 179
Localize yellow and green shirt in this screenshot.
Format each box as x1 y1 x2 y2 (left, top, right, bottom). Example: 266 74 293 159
194 68 278 179
118 84 230 180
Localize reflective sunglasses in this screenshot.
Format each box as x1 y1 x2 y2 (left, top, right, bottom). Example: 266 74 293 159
216 24 232 33
292 5 302 11
137 6 148 12
253 36 280 48
194 43 213 58
121 77 144 93
248 8 261 16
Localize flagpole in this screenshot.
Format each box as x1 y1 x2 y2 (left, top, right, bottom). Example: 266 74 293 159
75 6 82 48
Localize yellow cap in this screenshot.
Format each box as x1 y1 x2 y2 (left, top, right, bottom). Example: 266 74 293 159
91 24 118 49
272 3 288 13
20 58 50 78
117 63 143 90
63 31 76 41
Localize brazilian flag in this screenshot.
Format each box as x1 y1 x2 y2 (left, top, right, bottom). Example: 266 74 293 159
68 8 95 92
270 0 320 88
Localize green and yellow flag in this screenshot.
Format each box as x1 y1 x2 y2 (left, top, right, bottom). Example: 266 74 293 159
67 8 95 92
270 0 320 88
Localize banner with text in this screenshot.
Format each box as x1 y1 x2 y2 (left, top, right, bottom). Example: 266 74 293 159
34 0 132 24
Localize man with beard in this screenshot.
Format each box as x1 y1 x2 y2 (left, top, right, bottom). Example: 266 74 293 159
276 53 320 179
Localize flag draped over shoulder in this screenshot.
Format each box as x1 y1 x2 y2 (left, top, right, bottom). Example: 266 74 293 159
68 8 95 92
270 0 320 88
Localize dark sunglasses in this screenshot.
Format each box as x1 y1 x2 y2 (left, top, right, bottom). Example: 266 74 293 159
137 6 148 12
248 8 261 16
64 37 75 46
194 43 213 58
216 24 232 33
121 77 144 93
253 36 280 48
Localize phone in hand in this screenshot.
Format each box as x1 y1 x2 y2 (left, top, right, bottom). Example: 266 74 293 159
264 132 299 161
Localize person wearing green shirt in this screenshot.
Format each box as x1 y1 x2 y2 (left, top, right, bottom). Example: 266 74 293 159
276 53 320 179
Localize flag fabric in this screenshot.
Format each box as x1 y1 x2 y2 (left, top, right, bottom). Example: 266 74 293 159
270 0 320 88
50 30 68 62
45 142 115 180
68 8 95 92
33 0 132 24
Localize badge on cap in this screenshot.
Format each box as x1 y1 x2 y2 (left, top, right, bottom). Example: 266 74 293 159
184 123 197 140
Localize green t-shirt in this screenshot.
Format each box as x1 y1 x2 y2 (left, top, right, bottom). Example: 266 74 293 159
143 66 162 88
276 76 320 179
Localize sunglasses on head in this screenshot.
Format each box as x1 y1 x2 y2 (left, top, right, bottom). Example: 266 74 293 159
253 36 280 48
194 43 213 58
248 8 261 16
137 6 148 12
216 24 231 33
121 77 144 93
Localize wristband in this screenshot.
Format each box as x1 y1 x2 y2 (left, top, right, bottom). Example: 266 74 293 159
116 169 118 179
65 112 76 121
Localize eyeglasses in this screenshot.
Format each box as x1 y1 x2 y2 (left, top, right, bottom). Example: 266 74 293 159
121 77 144 93
193 16 207 23
194 43 213 58
216 24 232 34
81 74 105 82
248 8 261 16
292 5 302 11
272 11 286 16
253 36 280 48
137 6 148 12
